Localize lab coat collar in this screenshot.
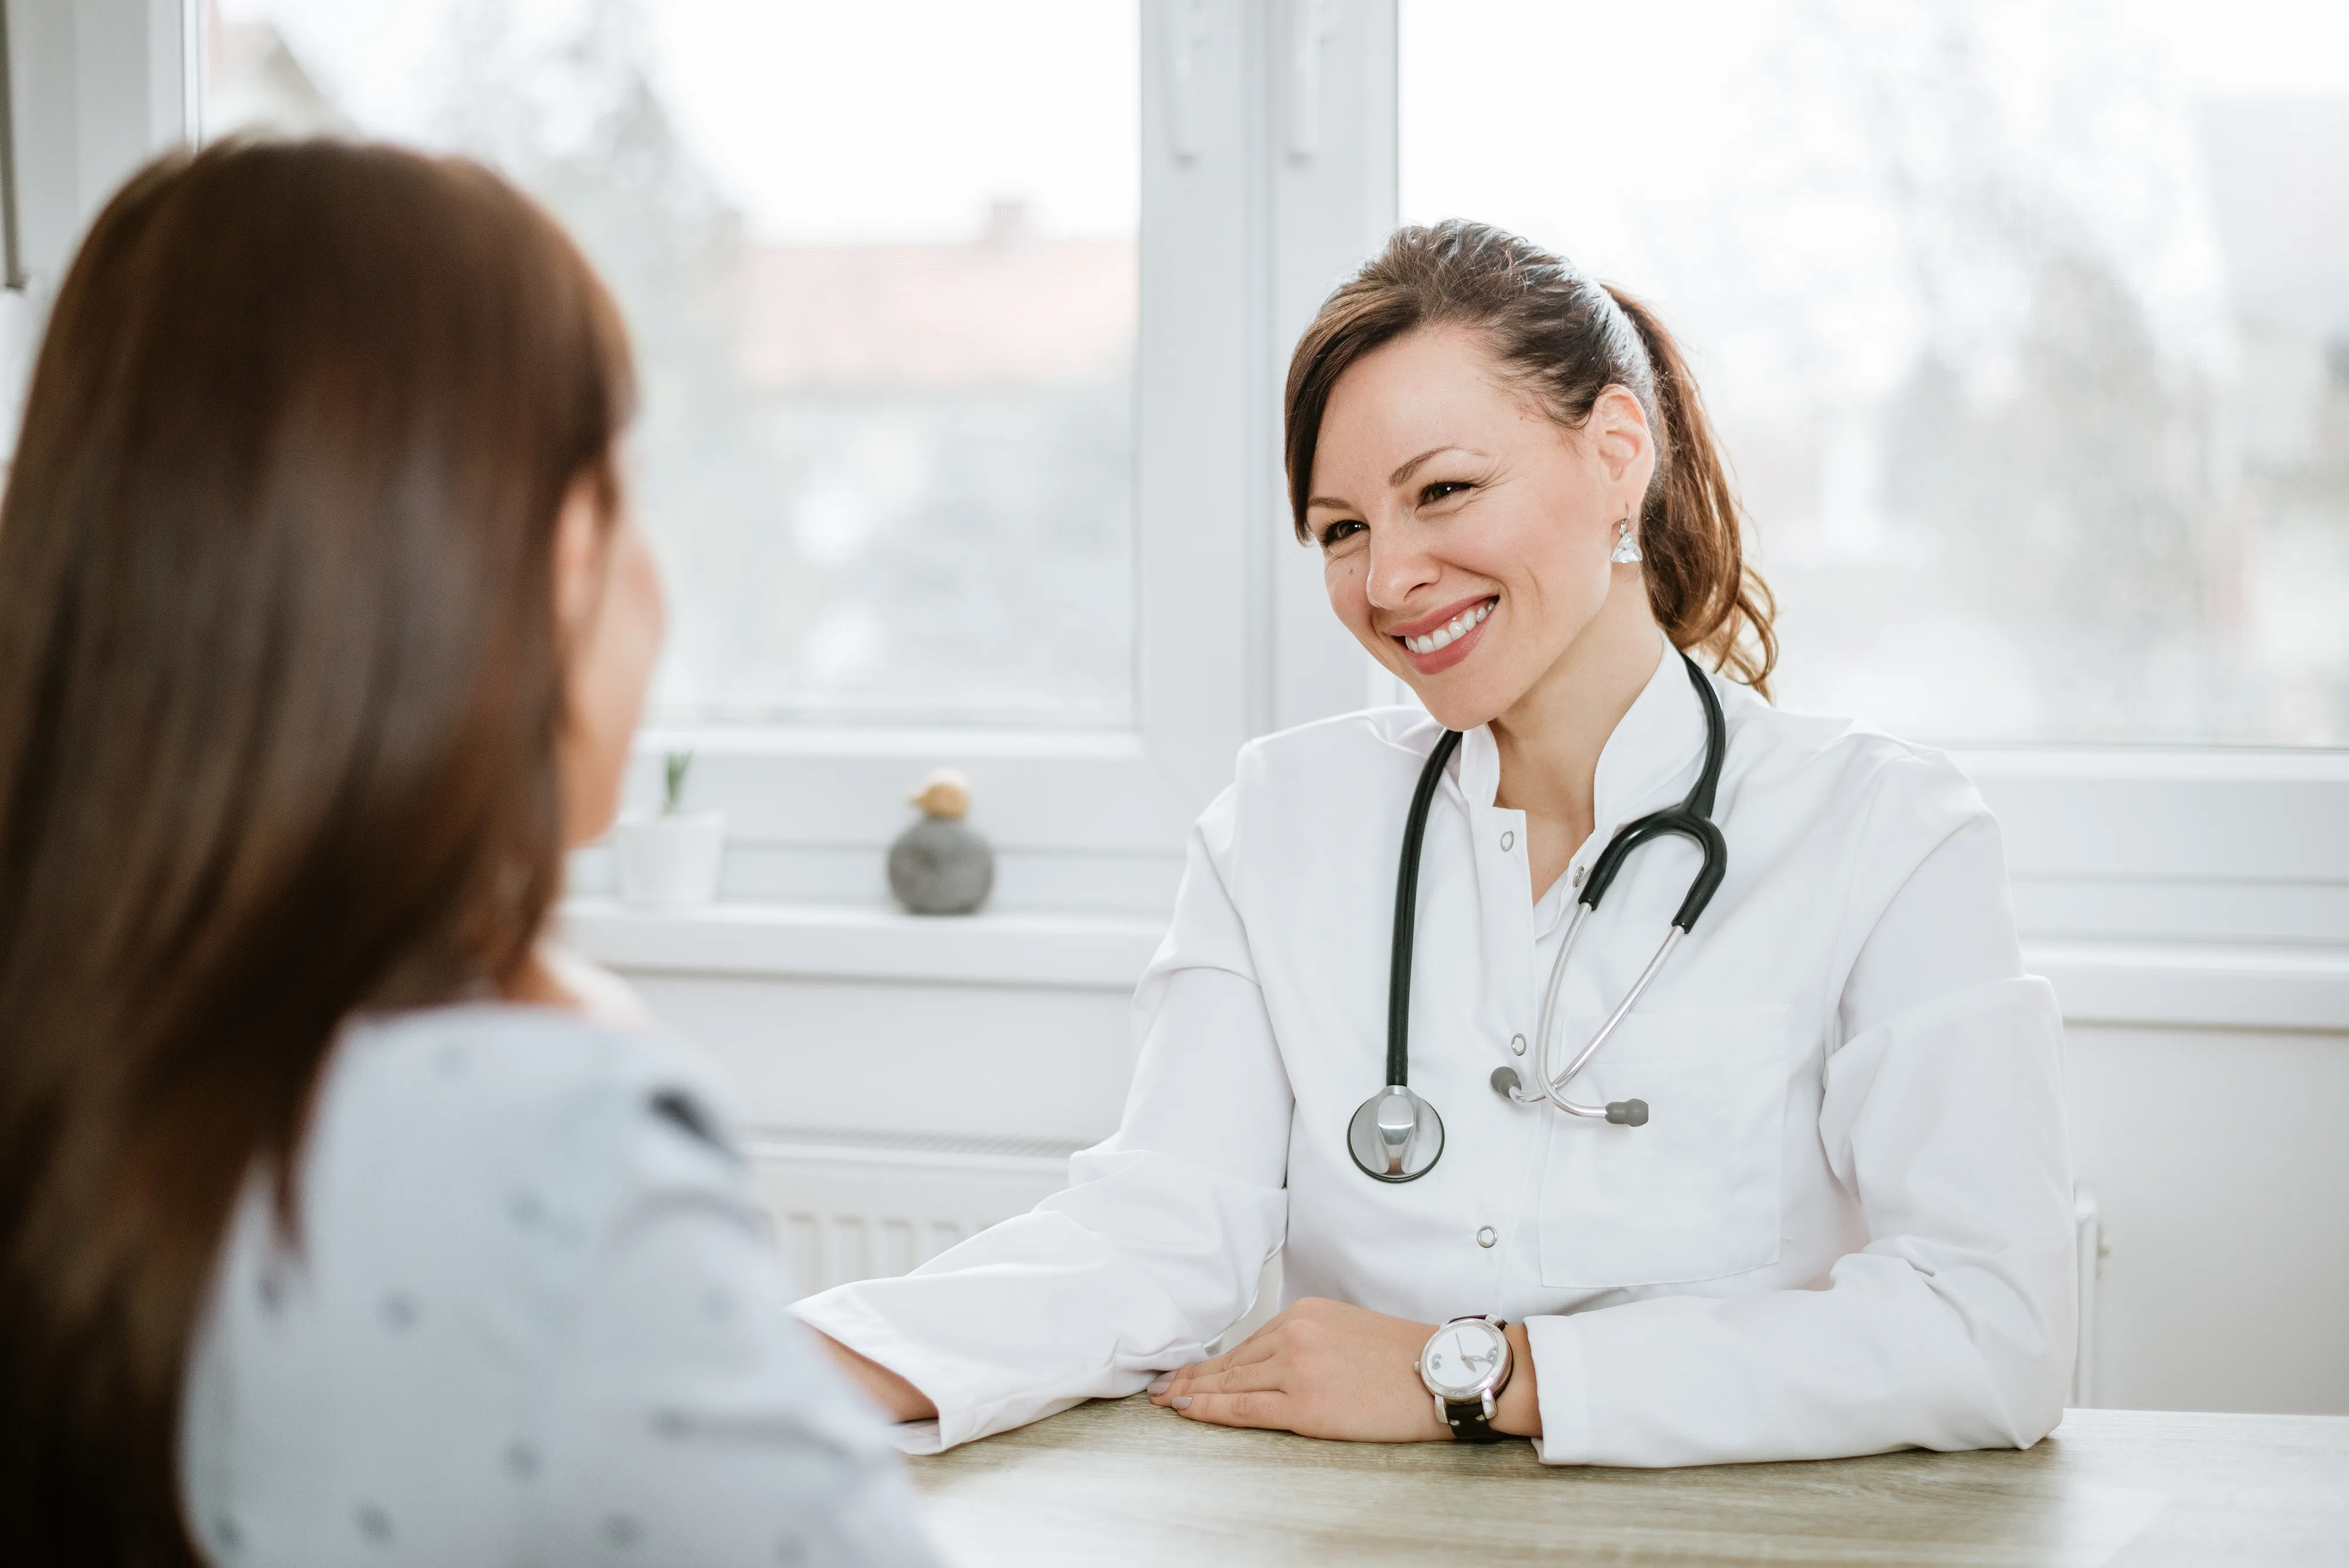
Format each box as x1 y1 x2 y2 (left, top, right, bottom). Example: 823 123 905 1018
1453 632 1704 836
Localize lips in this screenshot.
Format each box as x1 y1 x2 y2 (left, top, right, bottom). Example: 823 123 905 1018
1388 594 1497 676
1398 598 1492 655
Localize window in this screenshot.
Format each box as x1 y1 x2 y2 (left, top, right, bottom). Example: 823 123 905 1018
134 0 2338 953
1402 0 2349 747
204 0 1140 729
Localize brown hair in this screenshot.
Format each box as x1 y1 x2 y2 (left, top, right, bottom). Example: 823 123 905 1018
1284 220 1776 691
0 140 632 1564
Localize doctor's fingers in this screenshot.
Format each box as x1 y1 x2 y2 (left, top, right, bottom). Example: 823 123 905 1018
1148 1331 1285 1401
1192 1328 1285 1378
1166 1355 1289 1399
1170 1388 1292 1432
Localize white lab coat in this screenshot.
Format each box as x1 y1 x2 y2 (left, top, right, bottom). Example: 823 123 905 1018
795 637 2076 1466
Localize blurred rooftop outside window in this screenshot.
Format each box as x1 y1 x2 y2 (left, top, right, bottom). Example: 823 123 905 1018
202 0 1139 730
1404 0 2349 746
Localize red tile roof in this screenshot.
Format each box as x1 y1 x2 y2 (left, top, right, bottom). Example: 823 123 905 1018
735 226 1138 393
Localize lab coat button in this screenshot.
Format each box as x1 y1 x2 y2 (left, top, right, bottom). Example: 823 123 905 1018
1571 865 1587 888
1500 830 1516 852
1509 1033 1526 1055
1476 1226 1497 1248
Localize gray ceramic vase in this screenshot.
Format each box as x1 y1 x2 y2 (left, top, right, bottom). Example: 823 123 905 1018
887 770 994 915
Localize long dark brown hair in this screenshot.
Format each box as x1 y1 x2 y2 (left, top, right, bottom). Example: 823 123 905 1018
1285 220 1777 691
0 140 633 1565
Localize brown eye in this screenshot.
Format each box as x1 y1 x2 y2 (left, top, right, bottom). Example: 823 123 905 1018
1420 480 1471 506
1319 519 1366 548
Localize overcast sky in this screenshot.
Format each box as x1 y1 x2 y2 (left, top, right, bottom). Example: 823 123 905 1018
214 0 1139 243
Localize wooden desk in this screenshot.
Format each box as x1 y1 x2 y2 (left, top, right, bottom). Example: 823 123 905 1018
910 1396 2349 1566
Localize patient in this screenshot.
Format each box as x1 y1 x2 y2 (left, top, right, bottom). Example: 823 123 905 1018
0 142 937 1567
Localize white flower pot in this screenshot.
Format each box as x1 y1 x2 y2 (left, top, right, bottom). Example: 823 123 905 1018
614 810 726 908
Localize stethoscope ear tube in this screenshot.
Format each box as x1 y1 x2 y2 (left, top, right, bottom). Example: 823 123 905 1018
1493 1066 1648 1125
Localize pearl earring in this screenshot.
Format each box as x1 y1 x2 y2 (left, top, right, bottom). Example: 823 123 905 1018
1610 517 1643 565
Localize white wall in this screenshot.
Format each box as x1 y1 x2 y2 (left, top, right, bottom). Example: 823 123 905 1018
2066 1021 2349 1415
635 970 1138 1148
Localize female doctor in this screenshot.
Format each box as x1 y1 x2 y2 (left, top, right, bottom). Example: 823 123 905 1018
800 220 2077 1466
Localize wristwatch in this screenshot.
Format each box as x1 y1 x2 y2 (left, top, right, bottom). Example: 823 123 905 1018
1416 1314 1513 1442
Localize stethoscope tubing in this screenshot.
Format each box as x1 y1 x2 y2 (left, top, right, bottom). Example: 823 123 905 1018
1385 728 1464 1089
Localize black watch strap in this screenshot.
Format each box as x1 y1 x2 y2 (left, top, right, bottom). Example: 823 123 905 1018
1443 1397 1509 1443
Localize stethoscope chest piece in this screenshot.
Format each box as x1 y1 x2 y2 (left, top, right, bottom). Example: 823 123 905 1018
1348 1085 1443 1182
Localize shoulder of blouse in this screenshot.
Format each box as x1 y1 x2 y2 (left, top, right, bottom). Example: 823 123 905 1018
306 1004 755 1247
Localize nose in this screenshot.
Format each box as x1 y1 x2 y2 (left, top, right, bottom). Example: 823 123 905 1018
1365 525 1439 613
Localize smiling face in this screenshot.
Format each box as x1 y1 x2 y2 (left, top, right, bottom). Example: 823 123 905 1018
1309 325 1657 732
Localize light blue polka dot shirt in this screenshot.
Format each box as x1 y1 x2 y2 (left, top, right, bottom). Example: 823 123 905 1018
180 1004 941 1567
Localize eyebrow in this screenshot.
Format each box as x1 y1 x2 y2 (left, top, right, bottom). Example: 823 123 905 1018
1305 445 1486 513
1389 445 1479 487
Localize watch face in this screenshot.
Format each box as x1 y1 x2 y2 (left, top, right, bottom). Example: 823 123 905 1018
1422 1320 1507 1400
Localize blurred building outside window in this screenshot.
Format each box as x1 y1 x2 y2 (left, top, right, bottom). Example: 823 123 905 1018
201 0 1139 731
1404 0 2349 748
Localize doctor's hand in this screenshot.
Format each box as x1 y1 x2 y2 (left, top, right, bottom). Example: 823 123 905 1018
1147 1297 1540 1442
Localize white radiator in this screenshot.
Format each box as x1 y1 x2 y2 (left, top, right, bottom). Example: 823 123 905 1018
2074 1185 2105 1408
750 1127 1283 1351
748 1127 1079 1299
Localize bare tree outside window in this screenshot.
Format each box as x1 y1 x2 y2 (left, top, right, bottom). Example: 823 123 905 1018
204 0 1139 729
1404 0 2349 745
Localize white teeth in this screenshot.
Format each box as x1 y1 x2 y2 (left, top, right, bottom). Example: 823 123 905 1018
1401 600 1492 658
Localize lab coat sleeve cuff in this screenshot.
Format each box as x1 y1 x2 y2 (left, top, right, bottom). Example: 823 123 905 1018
790 1287 1111 1452
789 1291 961 1453
1523 1314 1593 1466
881 1420 944 1457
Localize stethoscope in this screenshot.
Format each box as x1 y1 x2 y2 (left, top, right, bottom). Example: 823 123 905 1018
1347 652 1730 1183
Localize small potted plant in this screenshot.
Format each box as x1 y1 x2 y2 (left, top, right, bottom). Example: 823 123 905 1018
615 751 725 908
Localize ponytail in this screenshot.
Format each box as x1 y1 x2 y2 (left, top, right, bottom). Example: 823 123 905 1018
1285 221 1777 695
1602 285 1776 692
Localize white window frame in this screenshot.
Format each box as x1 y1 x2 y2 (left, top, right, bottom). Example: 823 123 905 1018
1957 745 2349 1029
0 0 196 454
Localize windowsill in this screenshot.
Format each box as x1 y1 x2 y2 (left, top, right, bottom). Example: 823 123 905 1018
557 897 1165 991
564 899 2349 1033
2025 941 2349 1034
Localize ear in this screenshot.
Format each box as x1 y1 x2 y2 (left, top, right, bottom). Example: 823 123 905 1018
1589 385 1656 495
550 473 608 648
